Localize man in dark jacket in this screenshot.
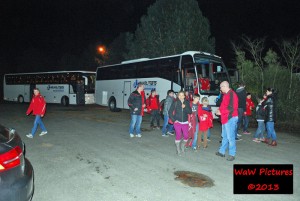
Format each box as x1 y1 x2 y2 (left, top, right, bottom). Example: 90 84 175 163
128 83 145 138
235 82 246 140
161 89 175 136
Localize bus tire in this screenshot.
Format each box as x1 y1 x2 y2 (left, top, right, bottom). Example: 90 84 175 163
108 97 116 112
61 96 69 106
18 95 24 103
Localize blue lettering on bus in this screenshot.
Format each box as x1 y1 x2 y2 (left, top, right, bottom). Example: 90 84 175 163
133 79 157 90
47 85 64 91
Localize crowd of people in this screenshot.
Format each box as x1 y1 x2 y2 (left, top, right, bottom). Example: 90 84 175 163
24 82 278 162
127 81 278 161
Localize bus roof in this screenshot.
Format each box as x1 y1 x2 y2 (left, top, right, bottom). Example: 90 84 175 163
98 51 222 68
4 71 95 76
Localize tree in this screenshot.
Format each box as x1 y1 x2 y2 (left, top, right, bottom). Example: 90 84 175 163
125 0 215 59
106 33 129 64
277 36 300 100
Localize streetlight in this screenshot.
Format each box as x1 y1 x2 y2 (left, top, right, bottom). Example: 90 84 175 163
98 46 106 55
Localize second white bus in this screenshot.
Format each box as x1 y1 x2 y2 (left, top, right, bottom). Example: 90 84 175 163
3 71 95 106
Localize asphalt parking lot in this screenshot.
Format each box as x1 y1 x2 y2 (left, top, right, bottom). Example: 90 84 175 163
0 102 299 201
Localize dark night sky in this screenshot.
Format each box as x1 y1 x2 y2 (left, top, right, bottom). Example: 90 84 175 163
1 0 300 72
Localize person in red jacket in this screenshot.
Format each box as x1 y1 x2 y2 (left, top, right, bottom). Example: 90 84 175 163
243 93 255 134
26 88 47 138
215 81 238 161
146 89 160 129
196 97 213 150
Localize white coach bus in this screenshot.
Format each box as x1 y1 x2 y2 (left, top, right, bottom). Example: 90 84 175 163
3 71 95 106
95 51 231 116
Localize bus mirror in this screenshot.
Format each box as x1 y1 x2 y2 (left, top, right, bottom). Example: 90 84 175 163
82 76 88 85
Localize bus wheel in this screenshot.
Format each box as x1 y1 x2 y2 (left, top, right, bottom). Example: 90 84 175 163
18 95 24 103
61 96 69 106
108 97 116 111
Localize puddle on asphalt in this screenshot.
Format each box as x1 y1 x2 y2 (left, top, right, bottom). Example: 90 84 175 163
174 171 214 187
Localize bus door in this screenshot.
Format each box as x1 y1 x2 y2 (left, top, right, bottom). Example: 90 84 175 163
123 81 131 109
76 80 85 105
27 84 36 101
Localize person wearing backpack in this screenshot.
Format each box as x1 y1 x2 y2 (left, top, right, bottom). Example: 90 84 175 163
161 89 175 137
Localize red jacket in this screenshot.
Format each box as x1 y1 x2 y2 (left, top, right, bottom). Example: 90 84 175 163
198 106 213 131
219 89 238 124
245 98 255 116
146 94 159 112
188 102 202 138
26 94 46 116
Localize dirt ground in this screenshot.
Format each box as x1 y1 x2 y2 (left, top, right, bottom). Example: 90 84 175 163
0 102 299 201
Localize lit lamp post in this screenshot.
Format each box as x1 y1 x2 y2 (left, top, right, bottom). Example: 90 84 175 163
96 45 108 66
98 46 106 54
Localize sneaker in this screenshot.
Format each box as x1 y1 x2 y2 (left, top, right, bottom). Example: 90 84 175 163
136 134 142 138
162 134 169 137
26 133 33 138
259 138 265 142
252 138 260 143
237 134 242 137
39 131 48 136
235 137 242 141
243 131 251 135
130 134 135 138
207 138 211 142
215 152 225 157
156 126 160 130
167 131 174 136
227 155 235 161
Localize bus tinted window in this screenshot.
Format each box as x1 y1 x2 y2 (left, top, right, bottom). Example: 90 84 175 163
159 57 180 84
137 60 158 78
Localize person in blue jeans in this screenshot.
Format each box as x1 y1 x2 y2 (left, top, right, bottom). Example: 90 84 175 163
215 81 239 161
26 88 47 138
128 83 145 138
263 88 277 146
161 90 175 136
253 97 265 142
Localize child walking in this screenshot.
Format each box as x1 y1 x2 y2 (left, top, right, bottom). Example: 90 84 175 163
146 89 160 129
253 97 265 143
186 94 200 149
243 93 254 134
196 97 213 150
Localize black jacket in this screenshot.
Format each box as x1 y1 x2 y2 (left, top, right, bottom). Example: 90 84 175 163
255 104 265 120
128 90 143 115
236 87 246 110
168 99 192 123
264 95 276 122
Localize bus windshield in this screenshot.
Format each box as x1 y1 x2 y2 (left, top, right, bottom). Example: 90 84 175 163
194 54 230 95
